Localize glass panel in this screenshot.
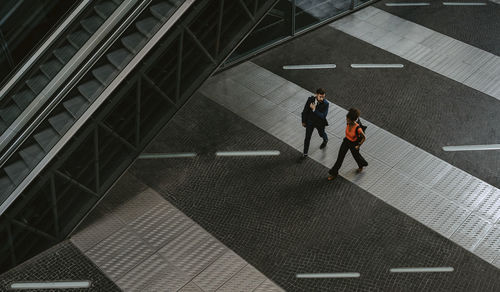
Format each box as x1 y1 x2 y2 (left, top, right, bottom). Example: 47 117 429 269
241 0 258 14
139 78 176 141
179 29 214 93
97 126 132 187
229 0 292 62
55 173 98 234
10 217 55 267
58 133 97 193
103 87 137 146
187 1 220 57
0 223 13 269
145 34 180 101
295 0 352 32
6 184 57 238
219 0 254 51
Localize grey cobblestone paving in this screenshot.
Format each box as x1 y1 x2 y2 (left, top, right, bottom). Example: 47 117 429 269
0 241 120 291
129 93 500 291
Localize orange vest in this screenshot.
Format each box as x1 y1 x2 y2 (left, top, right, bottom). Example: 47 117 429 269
345 122 361 142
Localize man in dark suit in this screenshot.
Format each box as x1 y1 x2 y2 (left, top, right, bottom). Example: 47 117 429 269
301 88 329 158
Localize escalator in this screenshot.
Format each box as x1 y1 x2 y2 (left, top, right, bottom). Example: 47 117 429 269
0 0 133 149
0 0 278 274
0 0 181 207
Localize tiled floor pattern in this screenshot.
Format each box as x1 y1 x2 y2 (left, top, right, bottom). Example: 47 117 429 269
330 6 500 101
70 173 283 292
130 91 500 291
376 0 500 56
200 61 500 269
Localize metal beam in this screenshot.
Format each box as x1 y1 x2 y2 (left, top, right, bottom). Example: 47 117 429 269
8 217 57 242
6 222 16 265
176 30 184 101
183 26 217 64
141 73 178 107
55 170 99 199
136 75 141 147
237 0 255 20
94 126 100 193
215 0 224 55
49 174 60 239
98 122 137 152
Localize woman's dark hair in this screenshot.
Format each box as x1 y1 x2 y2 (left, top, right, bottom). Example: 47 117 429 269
316 88 326 95
346 108 360 122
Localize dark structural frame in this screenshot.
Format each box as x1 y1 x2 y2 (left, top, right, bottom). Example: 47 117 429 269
0 0 279 273
0 0 379 274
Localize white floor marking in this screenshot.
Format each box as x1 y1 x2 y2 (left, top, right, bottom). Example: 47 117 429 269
385 3 431 6
11 281 91 289
390 267 454 273
138 153 197 158
351 64 404 68
216 150 280 156
283 64 336 70
442 144 500 151
443 2 487 5
296 273 361 278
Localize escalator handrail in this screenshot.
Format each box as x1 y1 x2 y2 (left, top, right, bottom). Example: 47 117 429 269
0 0 92 101
0 0 140 158
0 0 197 216
0 0 146 169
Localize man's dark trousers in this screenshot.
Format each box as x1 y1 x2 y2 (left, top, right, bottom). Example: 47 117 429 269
303 122 328 155
329 138 367 175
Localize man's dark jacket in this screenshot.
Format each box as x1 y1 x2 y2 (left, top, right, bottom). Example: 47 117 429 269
301 96 329 127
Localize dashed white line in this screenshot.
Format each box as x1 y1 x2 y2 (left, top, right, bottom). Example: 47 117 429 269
216 151 280 156
138 153 197 158
296 273 361 278
296 267 454 279
351 64 404 68
283 64 336 70
10 281 91 289
442 2 487 5
442 144 500 151
390 267 454 273
385 2 431 6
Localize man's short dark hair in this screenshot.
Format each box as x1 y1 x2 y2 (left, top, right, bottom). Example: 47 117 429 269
346 108 360 121
316 88 326 95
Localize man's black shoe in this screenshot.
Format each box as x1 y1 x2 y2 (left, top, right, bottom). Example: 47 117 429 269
320 141 328 149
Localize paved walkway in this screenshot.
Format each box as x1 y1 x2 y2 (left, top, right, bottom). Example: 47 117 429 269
201 61 500 269
331 6 500 100
70 172 283 292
